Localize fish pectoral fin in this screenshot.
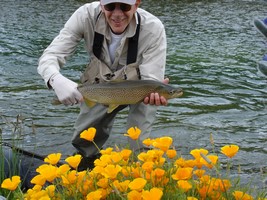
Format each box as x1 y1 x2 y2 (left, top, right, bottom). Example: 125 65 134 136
107 104 120 113
84 98 97 108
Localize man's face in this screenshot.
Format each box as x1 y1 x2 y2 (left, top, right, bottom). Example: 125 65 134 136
101 1 140 34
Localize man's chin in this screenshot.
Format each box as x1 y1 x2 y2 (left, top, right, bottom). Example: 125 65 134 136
110 27 126 34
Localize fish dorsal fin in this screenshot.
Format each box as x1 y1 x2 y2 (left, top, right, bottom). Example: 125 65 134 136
107 104 120 113
84 98 97 108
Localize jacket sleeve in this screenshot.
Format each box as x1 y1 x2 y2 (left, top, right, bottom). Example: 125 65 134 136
37 6 89 87
138 19 167 81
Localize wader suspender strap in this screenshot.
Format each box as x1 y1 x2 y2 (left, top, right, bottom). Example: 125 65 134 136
93 12 141 66
127 12 141 65
93 11 104 60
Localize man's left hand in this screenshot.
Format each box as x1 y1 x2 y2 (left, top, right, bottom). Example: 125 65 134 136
143 78 169 106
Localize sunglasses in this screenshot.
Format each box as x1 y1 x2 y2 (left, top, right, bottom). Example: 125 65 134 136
104 3 132 12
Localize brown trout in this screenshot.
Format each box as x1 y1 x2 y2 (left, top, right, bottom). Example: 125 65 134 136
54 80 183 113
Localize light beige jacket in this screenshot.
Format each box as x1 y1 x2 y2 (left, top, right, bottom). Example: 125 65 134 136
38 1 166 85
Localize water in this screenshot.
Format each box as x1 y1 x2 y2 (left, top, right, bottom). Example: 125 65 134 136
0 0 266 188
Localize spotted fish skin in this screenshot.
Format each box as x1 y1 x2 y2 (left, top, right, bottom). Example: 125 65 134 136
78 80 183 113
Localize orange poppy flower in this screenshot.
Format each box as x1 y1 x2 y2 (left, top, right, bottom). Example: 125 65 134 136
152 137 173 152
129 178 147 191
127 190 142 200
30 174 46 186
124 127 141 140
142 187 163 200
65 154 82 169
44 153 62 165
1 176 21 191
142 138 154 147
190 148 209 160
172 167 193 180
86 190 102 200
221 145 239 158
177 180 192 192
232 191 254 200
166 149 177 159
80 127 96 142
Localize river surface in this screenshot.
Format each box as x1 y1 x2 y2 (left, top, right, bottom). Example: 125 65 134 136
0 0 266 189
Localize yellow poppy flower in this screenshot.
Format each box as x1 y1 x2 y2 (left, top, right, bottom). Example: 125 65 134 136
120 149 132 161
210 178 231 192
61 170 78 185
112 180 130 193
152 168 165 178
177 180 192 192
221 145 239 158
57 164 71 176
103 164 122 180
45 185 56 197
166 149 177 159
44 153 62 165
193 169 206 178
93 166 105 174
30 174 46 186
80 127 96 142
36 164 58 182
221 179 232 192
129 178 147 191
94 155 111 167
200 155 218 169
142 161 154 173
152 137 173 152
172 167 193 180
197 185 209 199
124 127 141 140
232 191 254 200
184 159 197 168
100 147 113 155
97 178 109 189
86 190 102 200
175 157 187 168
110 152 122 164
187 197 198 200
137 152 149 162
1 176 21 191
142 187 163 200
142 138 154 147
65 154 82 169
127 190 142 200
190 148 209 159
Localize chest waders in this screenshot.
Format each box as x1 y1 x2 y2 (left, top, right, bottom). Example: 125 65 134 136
93 12 141 79
72 12 156 171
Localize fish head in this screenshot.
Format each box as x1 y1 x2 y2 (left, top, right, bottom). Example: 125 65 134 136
157 85 183 99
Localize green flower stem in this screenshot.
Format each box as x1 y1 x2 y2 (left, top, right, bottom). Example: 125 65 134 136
92 140 101 153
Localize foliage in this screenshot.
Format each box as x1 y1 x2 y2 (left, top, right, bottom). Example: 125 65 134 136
1 127 267 200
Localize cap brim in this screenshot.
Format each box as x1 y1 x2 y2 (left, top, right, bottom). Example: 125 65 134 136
101 0 136 5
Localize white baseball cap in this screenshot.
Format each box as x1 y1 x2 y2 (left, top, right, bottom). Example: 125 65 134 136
100 0 136 5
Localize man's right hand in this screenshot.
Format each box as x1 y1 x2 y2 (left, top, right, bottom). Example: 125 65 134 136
49 73 83 106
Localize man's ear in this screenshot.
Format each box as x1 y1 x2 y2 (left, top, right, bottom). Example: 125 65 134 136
100 4 105 12
135 0 141 8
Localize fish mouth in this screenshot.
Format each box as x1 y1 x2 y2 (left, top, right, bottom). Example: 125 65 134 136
177 91 183 97
173 88 183 98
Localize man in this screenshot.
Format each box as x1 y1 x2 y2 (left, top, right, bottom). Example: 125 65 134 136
38 0 168 169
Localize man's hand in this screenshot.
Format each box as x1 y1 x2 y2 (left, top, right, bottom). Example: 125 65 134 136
143 78 169 106
50 73 83 106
